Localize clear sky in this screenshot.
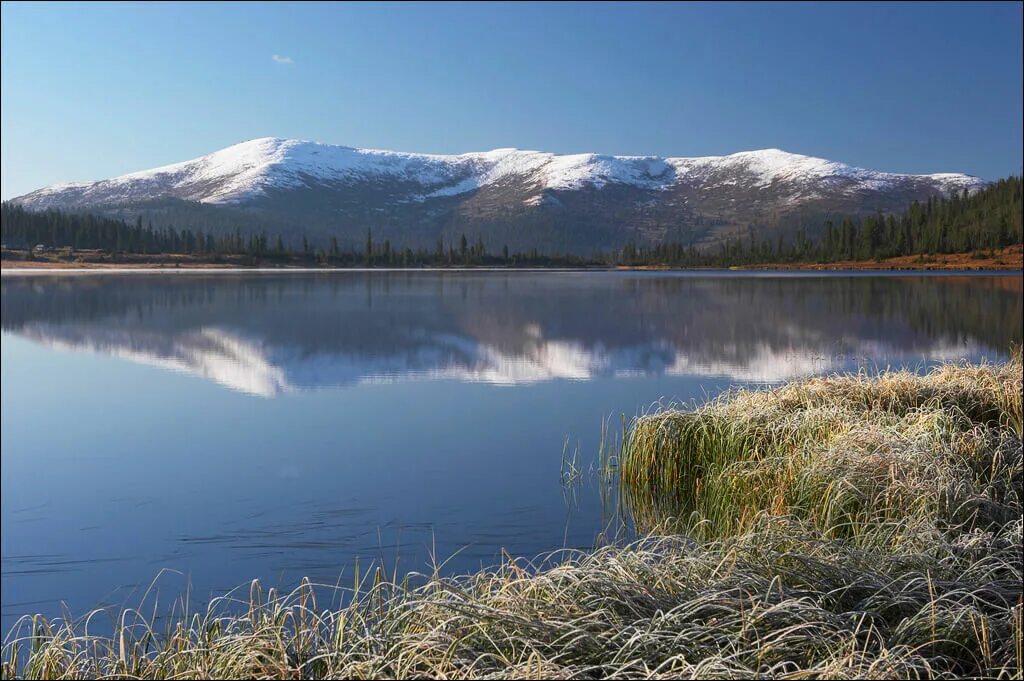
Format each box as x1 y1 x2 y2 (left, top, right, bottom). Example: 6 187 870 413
1 1 1021 199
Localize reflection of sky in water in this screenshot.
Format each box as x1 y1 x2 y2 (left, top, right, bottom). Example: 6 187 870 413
1 271 1021 629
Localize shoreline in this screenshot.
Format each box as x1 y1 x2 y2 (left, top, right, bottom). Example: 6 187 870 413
3 244 1021 273
4 358 1021 679
735 246 1023 271
3 264 1021 276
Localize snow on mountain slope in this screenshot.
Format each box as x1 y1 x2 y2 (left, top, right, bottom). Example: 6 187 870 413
13 137 985 211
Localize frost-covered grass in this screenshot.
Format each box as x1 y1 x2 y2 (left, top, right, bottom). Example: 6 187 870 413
3 356 1022 679
3 521 1021 679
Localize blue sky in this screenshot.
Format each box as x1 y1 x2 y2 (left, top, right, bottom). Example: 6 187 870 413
1 1 1021 199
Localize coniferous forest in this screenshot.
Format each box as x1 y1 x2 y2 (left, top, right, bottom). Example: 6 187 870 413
2 177 1020 267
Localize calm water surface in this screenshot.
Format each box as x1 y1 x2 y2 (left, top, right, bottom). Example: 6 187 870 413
2 270 1021 628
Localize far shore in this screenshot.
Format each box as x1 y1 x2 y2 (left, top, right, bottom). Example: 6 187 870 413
736 244 1022 271
2 244 1021 273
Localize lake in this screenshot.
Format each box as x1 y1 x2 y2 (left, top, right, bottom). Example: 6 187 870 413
1 270 1021 630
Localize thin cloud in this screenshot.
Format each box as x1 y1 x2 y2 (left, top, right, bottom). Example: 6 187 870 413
272 54 294 65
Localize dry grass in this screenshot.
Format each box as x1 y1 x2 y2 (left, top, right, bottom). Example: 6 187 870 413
739 245 1024 271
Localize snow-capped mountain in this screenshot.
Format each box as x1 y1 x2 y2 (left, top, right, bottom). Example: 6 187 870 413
10 138 986 252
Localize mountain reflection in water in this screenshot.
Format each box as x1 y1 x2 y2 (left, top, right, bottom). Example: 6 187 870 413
2 272 1020 396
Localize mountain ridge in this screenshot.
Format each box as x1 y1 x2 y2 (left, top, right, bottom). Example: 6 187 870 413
9 138 988 253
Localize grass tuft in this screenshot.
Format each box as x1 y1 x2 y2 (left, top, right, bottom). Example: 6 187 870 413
620 353 1022 546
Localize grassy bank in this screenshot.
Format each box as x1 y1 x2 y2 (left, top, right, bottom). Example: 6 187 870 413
620 355 1022 543
3 357 1022 679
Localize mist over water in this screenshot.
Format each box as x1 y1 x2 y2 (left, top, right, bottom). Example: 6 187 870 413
2 271 1020 628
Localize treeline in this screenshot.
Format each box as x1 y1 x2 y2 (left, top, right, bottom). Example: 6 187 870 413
0 206 245 255
619 177 1022 267
824 176 1021 259
2 177 1020 267
0 204 595 267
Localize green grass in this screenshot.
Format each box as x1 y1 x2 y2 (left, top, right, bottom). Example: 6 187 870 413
3 356 1022 679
